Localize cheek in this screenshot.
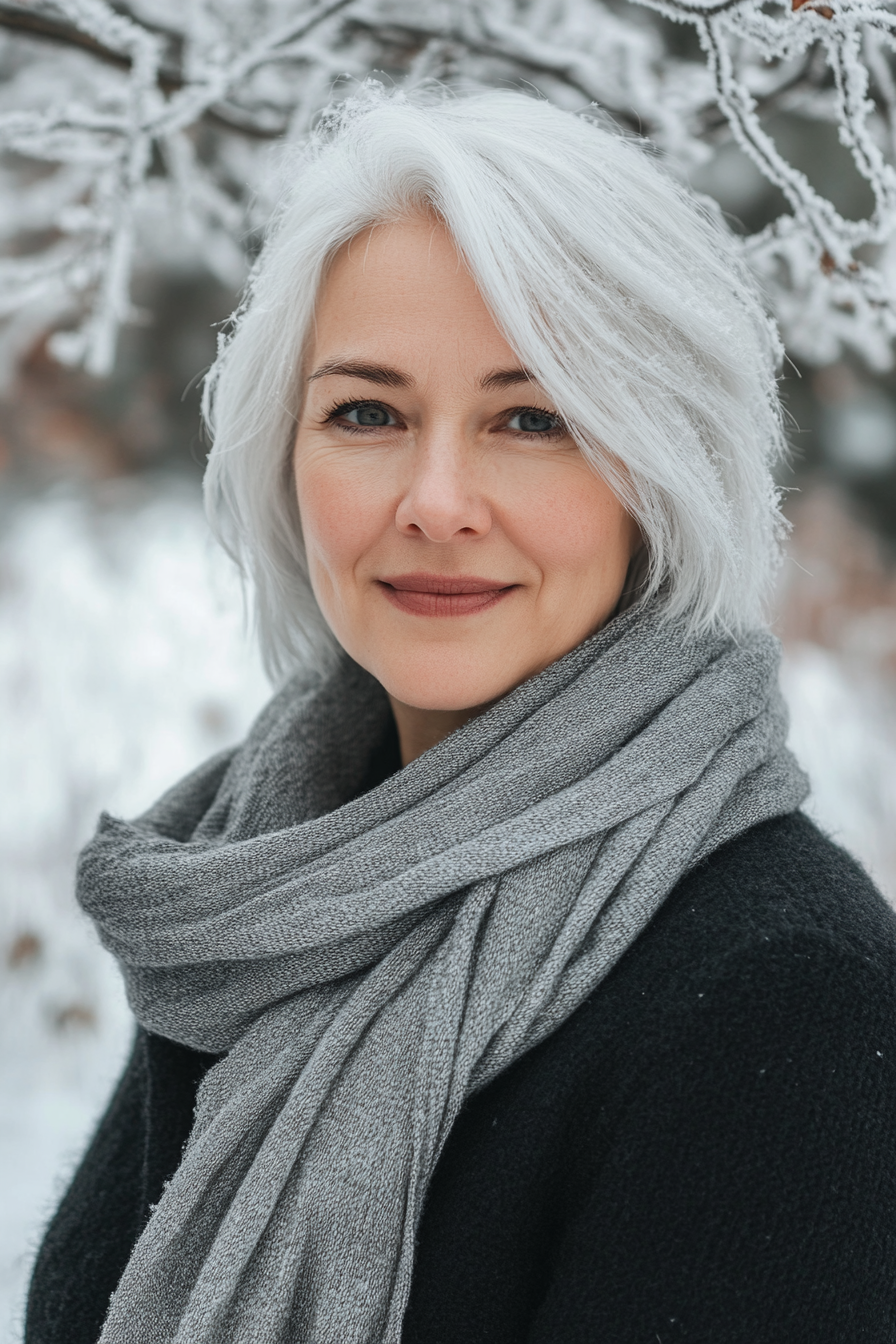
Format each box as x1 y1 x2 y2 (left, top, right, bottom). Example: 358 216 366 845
506 465 634 580
294 453 391 576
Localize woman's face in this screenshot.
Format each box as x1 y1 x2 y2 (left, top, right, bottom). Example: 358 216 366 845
293 215 639 714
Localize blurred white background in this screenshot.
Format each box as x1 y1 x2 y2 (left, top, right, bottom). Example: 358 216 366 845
0 482 268 1342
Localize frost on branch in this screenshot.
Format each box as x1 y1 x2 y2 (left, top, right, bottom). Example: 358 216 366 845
2 0 896 380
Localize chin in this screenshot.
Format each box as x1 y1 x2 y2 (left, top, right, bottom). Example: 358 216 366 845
372 644 522 713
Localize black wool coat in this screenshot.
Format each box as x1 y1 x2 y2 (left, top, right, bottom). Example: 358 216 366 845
25 811 896 1344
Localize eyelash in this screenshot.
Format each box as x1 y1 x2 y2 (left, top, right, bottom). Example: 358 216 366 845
319 399 568 440
320 400 398 434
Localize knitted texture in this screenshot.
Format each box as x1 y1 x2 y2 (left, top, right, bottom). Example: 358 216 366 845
27 815 896 1344
76 598 807 1344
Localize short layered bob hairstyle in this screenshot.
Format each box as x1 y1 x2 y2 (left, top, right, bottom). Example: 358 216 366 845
203 83 788 680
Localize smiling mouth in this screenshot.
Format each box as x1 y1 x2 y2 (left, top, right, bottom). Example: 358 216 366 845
377 573 519 617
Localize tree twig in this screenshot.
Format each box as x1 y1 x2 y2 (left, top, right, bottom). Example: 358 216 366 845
0 2 290 137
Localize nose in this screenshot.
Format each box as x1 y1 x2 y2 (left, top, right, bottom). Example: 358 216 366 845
394 428 492 542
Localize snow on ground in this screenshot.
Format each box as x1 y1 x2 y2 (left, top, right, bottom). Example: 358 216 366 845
0 480 268 1343
781 643 896 904
0 480 894 1341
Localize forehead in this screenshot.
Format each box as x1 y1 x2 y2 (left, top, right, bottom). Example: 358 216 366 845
309 216 517 372
328 214 467 289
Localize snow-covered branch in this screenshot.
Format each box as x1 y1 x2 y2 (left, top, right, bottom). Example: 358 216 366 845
2 0 896 379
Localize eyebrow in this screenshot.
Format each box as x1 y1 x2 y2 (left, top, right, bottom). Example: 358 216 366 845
306 359 537 392
307 360 412 387
479 367 536 391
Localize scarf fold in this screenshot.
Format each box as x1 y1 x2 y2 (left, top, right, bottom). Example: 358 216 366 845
79 598 808 1344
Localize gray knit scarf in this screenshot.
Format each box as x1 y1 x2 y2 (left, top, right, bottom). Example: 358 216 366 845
79 596 807 1344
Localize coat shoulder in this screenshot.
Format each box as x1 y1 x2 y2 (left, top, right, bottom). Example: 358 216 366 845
668 809 896 973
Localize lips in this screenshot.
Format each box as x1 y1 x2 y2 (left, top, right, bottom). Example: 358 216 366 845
377 572 518 617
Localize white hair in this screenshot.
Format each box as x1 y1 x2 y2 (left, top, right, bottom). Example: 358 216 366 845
203 82 788 681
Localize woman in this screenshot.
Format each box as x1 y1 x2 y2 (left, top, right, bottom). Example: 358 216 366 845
27 86 896 1343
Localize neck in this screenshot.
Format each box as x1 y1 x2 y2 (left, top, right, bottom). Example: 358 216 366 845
388 696 492 766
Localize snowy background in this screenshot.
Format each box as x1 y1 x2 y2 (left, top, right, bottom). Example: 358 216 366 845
0 481 268 1342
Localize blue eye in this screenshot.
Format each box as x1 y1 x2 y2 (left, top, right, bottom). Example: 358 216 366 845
508 409 563 434
342 403 395 427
